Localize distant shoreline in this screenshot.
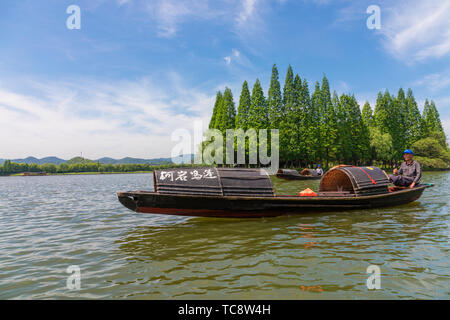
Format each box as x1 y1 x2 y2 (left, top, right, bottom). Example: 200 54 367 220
7 171 154 177
3 167 449 177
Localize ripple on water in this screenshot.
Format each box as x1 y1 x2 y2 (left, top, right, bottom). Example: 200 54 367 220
0 172 449 299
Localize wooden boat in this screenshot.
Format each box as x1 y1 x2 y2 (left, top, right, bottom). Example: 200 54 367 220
117 166 432 218
276 168 322 180
22 172 47 176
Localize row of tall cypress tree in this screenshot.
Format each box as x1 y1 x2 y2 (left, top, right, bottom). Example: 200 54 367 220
208 64 447 168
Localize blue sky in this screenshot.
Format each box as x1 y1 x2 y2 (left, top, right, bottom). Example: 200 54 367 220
0 0 449 159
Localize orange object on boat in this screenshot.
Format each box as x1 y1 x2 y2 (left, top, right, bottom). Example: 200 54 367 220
299 188 318 197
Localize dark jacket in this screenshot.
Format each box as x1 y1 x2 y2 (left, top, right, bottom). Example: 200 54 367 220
398 160 422 183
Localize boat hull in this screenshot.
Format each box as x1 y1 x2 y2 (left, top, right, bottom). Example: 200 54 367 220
276 173 322 180
117 185 428 218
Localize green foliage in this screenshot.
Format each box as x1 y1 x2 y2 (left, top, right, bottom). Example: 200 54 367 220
373 88 431 160
319 75 337 166
429 131 448 150
423 100 444 132
374 90 405 159
405 88 425 147
65 157 94 164
235 81 251 130
278 66 295 163
0 161 197 175
362 102 374 127
412 137 450 164
204 65 448 168
387 89 407 159
280 74 304 163
267 64 283 129
209 91 223 129
283 65 295 107
215 87 236 133
247 79 268 130
374 91 391 133
309 82 322 162
414 156 447 169
369 127 393 164
291 74 307 163
423 99 447 148
301 79 312 165
41 163 57 173
335 94 370 164
3 160 12 173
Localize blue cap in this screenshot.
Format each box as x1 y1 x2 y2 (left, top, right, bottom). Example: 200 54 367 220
403 149 414 155
317 164 321 167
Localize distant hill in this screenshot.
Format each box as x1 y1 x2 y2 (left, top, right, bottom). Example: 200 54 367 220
96 157 168 164
95 157 117 164
0 156 66 165
65 157 94 164
0 155 194 165
95 155 193 164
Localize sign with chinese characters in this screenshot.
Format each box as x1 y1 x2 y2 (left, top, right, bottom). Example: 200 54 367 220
158 168 218 182
155 168 222 195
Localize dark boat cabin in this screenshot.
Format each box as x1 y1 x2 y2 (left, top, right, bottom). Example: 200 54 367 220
319 166 390 197
154 167 274 197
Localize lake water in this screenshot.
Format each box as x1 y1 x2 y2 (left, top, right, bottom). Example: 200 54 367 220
0 171 448 299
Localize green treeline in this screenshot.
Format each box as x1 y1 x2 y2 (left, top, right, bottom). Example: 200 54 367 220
0 161 194 175
208 64 449 168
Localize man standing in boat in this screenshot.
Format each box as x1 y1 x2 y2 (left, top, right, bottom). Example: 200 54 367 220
389 149 422 188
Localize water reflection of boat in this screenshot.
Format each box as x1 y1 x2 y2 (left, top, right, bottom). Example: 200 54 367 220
276 169 322 180
117 166 432 218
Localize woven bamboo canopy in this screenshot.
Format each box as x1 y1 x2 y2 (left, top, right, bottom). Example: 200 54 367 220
319 166 389 196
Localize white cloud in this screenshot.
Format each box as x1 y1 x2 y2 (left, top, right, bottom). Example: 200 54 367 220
147 0 194 37
413 69 450 92
236 0 258 26
117 0 131 6
442 119 450 143
132 0 266 38
0 76 214 159
224 49 241 65
336 80 350 93
381 0 450 62
331 0 450 62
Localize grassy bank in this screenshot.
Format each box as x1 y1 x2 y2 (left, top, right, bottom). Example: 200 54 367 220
4 166 449 177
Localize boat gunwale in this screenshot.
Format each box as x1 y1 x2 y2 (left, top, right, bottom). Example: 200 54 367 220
117 184 430 202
